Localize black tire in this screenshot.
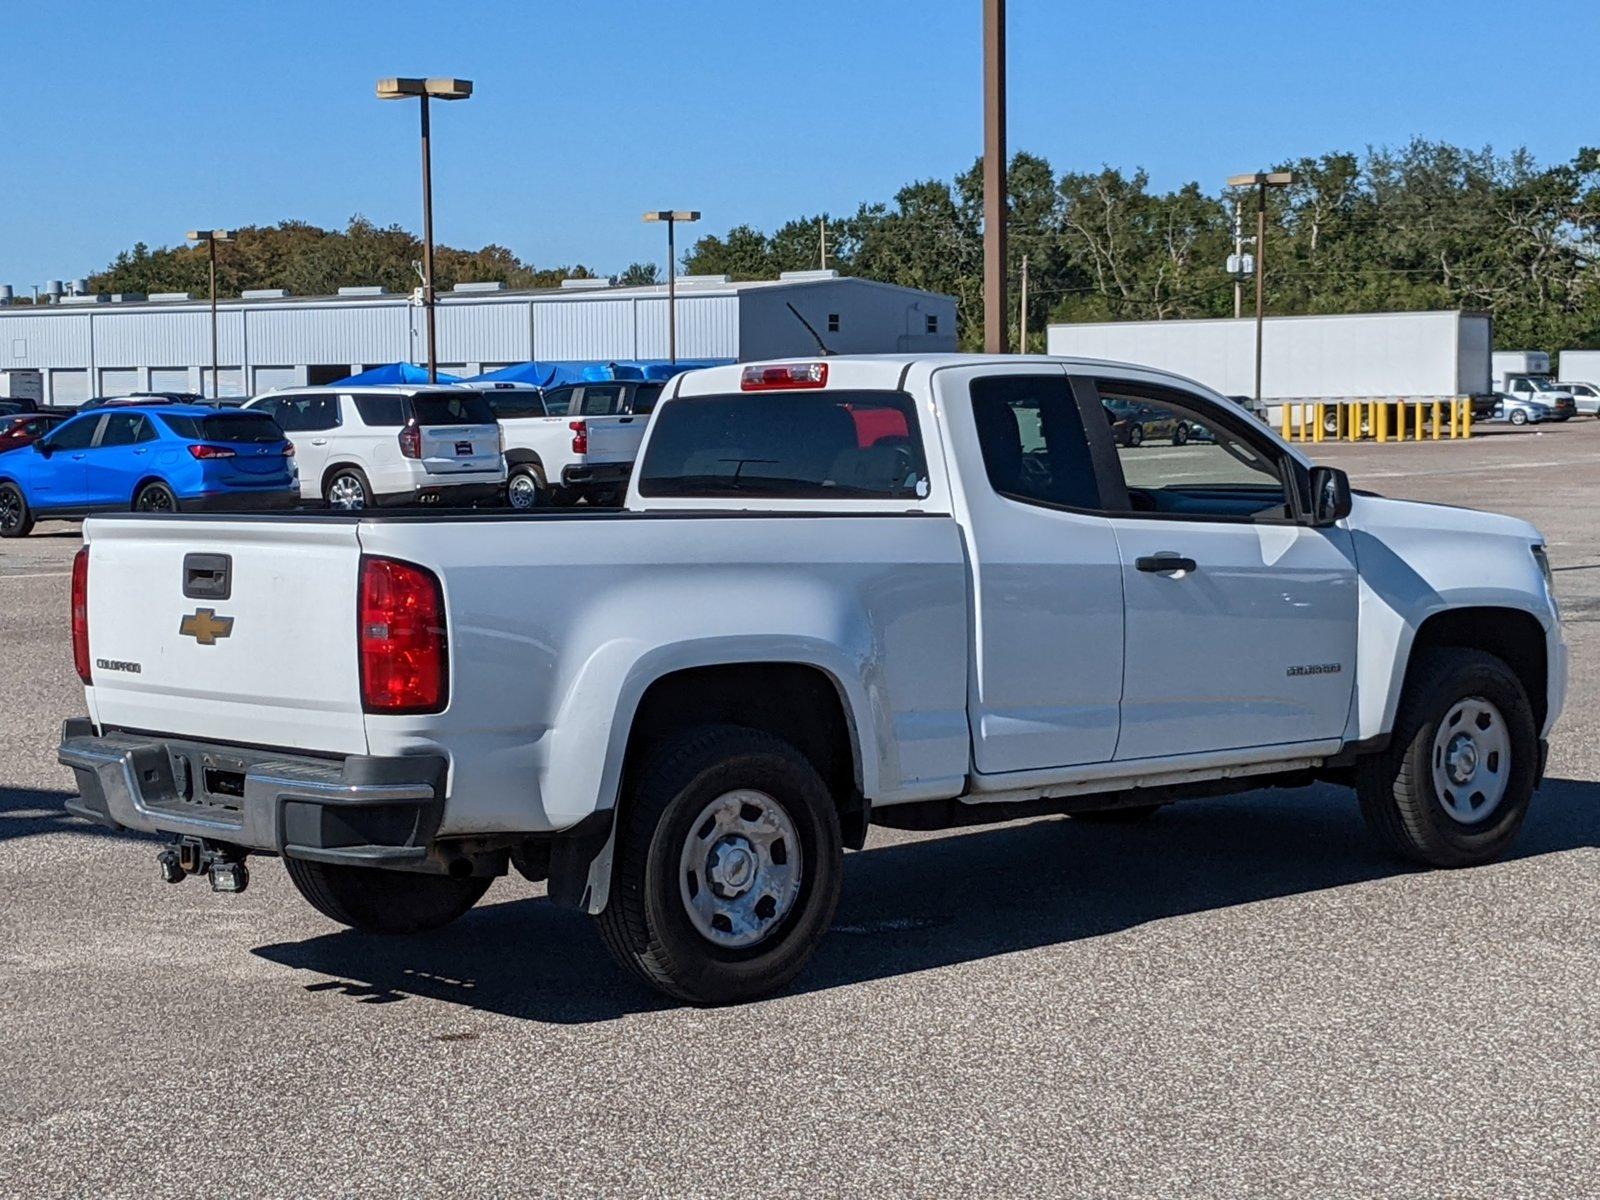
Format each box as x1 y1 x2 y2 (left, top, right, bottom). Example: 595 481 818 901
506 463 548 510
595 725 843 1005
133 481 177 513
1173 423 1189 446
324 467 372 511
0 482 34 538
1128 424 1144 447
1510 409 1528 426
284 857 492 934
1070 803 1162 824
1355 647 1538 868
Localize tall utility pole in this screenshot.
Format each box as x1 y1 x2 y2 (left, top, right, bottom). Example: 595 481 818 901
819 216 828 270
982 0 1008 353
186 229 233 397
377 77 474 384
643 211 700 363
1227 171 1297 408
1019 254 1029 353
1232 200 1244 319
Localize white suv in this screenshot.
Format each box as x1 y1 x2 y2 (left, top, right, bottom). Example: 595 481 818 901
245 385 505 509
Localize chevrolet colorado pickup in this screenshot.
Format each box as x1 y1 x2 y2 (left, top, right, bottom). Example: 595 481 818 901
59 354 1566 1005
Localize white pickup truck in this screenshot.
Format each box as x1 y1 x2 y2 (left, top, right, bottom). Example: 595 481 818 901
59 354 1566 1005
465 381 649 507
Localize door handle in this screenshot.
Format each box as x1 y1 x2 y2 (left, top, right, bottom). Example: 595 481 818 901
310 438 329 446
133 449 147 455
1135 553 1197 574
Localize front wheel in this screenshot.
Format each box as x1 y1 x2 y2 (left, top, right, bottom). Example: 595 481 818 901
0 483 34 538
284 858 492 934
133 481 177 513
1128 424 1144 447
1356 648 1538 868
595 725 843 1005
1173 423 1189 446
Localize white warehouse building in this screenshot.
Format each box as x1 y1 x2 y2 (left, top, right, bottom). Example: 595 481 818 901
0 271 957 406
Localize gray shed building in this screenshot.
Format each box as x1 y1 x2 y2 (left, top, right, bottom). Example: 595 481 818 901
0 271 957 406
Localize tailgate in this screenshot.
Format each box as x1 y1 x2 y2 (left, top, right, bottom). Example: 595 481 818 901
82 517 368 754
419 422 501 475
580 415 646 465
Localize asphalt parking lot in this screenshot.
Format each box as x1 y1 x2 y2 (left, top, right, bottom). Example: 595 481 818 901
2 424 1596 1198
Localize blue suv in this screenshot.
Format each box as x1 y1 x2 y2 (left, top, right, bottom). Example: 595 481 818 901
0 404 298 537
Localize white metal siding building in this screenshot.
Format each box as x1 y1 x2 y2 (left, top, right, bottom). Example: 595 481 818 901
0 272 956 406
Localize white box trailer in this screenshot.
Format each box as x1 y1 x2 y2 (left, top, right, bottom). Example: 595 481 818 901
1558 350 1600 386
1047 310 1492 426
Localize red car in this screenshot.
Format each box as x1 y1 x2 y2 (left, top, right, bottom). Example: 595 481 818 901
0 412 68 454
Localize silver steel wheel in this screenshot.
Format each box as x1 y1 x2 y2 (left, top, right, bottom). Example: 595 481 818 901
327 473 366 510
507 470 541 510
1431 696 1511 824
678 789 803 949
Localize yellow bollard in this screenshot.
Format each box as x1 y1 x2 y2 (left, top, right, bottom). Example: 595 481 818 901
1432 399 1441 440
1367 400 1377 440
1462 397 1472 438
1414 401 1424 441
1395 399 1406 442
1449 399 1459 439
1298 403 1309 443
1376 400 1388 443
1281 402 1291 440
1313 402 1324 443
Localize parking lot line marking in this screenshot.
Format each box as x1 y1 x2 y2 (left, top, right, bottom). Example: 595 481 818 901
0 571 71 580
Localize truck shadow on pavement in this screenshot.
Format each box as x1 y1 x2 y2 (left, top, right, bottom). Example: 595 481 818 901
0 785 159 844
252 777 1600 1024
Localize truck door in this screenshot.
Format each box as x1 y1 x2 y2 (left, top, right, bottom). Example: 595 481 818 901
1078 376 1358 761
934 365 1125 773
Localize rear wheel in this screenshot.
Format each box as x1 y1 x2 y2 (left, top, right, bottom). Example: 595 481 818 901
1128 424 1144 447
133 481 177 513
595 725 843 1005
325 467 371 511
1510 409 1528 426
0 483 34 538
284 858 492 934
506 463 548 510
1356 647 1538 868
1173 423 1189 446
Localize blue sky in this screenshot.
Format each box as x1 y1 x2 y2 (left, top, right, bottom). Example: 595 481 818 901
4 0 1597 289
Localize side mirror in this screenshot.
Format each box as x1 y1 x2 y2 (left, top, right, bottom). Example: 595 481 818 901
1309 465 1352 526
32 439 50 455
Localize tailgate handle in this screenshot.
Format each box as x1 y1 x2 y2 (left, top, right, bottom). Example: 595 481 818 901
183 553 232 600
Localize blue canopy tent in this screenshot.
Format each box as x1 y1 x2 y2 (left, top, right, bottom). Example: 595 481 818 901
333 362 464 386
467 359 730 388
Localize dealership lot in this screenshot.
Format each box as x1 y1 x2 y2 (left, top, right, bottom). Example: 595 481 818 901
2 425 1596 1197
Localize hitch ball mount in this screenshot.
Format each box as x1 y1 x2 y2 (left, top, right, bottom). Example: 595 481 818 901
158 837 250 894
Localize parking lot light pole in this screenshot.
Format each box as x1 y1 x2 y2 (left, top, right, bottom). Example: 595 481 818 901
643 211 699 363
186 229 234 398
1227 171 1297 409
377 77 473 383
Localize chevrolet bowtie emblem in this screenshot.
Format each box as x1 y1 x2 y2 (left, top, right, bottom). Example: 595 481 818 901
179 608 234 646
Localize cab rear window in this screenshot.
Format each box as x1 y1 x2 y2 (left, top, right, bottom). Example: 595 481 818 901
638 391 927 500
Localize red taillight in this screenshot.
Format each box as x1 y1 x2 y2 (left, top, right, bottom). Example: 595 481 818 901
187 444 236 459
569 420 588 454
71 546 90 684
741 362 828 390
359 556 447 714
282 441 295 457
398 423 422 459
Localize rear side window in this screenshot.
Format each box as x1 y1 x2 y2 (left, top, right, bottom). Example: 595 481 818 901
353 395 407 427
269 394 341 432
638 391 928 500
99 413 156 446
541 387 574 416
409 391 496 425
575 385 625 416
485 391 547 420
971 376 1100 510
